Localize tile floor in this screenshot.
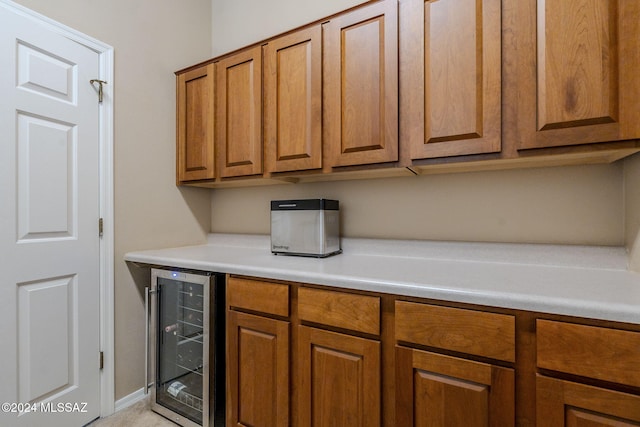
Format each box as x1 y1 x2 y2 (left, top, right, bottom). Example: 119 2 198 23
87 398 176 427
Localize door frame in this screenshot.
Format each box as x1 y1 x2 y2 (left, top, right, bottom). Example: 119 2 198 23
0 0 115 418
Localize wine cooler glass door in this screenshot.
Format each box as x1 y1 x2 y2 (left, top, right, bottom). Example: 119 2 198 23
155 273 209 426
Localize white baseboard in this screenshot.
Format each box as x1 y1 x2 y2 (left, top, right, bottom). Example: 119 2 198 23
114 388 147 413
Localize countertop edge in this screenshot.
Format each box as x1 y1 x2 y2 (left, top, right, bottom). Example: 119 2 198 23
124 234 640 325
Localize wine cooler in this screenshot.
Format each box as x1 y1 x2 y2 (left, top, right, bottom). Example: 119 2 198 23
146 269 225 427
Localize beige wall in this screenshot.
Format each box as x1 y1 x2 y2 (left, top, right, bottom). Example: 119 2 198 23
12 0 213 400
211 164 625 245
625 154 640 271
212 0 367 55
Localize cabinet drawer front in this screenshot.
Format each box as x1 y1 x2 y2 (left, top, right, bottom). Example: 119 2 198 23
395 301 515 362
537 319 640 387
227 276 289 317
298 287 380 335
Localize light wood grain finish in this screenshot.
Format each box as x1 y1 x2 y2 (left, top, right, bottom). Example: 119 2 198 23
298 325 381 427
227 311 289 427
538 0 617 131
536 319 640 387
395 301 516 362
536 375 640 426
298 287 380 335
323 0 398 168
176 64 215 183
396 346 514 426
215 46 263 177
264 25 322 173
227 276 289 317
400 0 501 161
518 0 640 149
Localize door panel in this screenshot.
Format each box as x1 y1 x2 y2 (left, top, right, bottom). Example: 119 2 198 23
215 46 263 178
298 325 381 427
17 113 76 240
324 0 398 167
227 311 289 427
0 4 101 426
264 25 322 173
537 0 617 131
415 371 489 427
400 0 501 160
18 276 77 403
536 376 640 427
517 0 640 149
17 40 76 102
177 64 215 183
396 346 514 426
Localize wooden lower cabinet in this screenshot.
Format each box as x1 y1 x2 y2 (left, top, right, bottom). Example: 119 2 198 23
227 310 289 427
536 376 640 427
225 277 640 427
298 325 381 427
396 346 514 426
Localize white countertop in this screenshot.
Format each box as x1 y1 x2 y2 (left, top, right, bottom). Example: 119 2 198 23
124 234 640 325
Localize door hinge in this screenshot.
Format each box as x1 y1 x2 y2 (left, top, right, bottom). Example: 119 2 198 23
99 218 103 237
99 351 104 370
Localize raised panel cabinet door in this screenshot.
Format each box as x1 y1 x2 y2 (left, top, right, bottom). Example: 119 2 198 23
536 376 640 427
227 311 289 427
395 346 515 426
215 46 263 177
298 325 381 427
264 25 322 173
400 0 501 160
176 64 215 183
517 0 640 149
323 0 399 168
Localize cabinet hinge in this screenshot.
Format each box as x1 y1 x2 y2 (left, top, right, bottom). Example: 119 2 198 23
99 218 103 237
99 351 104 370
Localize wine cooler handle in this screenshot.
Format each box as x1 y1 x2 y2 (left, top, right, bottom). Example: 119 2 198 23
145 286 152 394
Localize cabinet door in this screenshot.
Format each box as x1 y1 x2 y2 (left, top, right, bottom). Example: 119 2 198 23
536 376 640 427
298 325 381 427
396 346 514 426
517 0 640 149
215 46 263 177
400 0 501 160
323 0 398 168
227 311 289 427
176 64 215 183
264 25 322 173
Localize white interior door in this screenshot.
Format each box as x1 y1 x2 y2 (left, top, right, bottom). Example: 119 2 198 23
0 4 102 426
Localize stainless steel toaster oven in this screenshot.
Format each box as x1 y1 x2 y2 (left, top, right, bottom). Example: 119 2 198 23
270 199 341 257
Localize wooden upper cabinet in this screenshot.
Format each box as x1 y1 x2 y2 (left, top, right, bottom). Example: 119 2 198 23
264 26 322 173
517 0 640 150
323 0 399 168
215 46 263 178
176 64 215 183
400 0 502 160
